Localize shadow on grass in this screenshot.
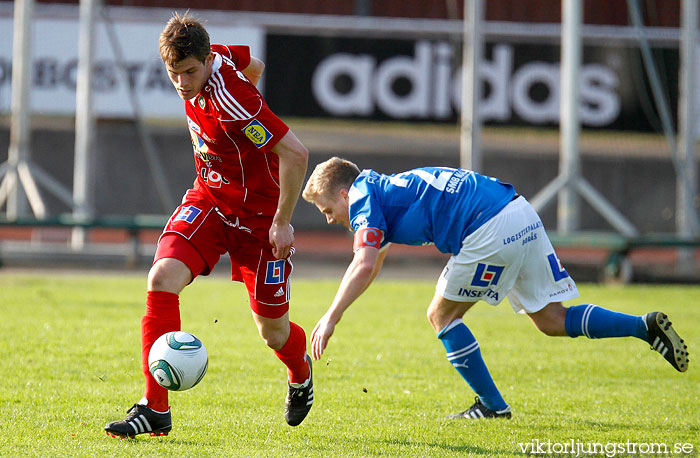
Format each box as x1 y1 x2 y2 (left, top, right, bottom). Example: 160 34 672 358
103 436 220 448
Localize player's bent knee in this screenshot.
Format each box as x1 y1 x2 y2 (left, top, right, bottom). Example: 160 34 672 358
426 297 476 333
258 328 288 350
426 304 444 332
252 312 291 350
255 319 290 350
148 258 192 294
426 305 436 324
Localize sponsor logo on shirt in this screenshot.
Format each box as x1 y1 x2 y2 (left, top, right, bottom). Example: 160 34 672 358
445 169 468 194
243 119 273 148
197 151 222 163
187 117 201 134
190 131 209 154
200 167 229 188
190 132 222 165
188 118 213 143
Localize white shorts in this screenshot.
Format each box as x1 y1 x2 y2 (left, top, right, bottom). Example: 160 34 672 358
435 196 579 313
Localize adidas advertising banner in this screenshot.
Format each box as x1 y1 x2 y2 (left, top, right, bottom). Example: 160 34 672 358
0 3 691 134
264 34 687 132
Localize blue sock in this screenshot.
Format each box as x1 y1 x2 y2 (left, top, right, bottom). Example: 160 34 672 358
437 319 508 412
564 304 648 340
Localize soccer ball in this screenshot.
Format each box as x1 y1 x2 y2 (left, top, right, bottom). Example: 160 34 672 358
148 331 208 391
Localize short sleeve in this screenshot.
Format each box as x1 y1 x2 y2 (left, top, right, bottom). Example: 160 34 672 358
348 177 388 248
209 61 290 153
215 44 252 72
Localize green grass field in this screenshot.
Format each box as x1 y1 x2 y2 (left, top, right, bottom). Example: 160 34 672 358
0 272 698 457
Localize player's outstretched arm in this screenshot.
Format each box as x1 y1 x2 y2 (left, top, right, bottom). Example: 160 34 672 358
270 130 309 259
311 246 380 360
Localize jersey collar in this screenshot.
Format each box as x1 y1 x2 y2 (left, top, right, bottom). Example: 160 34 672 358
211 52 223 74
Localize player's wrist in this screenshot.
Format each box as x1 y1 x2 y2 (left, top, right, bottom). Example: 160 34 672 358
272 214 292 228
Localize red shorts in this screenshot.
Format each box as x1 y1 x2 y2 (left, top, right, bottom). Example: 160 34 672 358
154 189 292 318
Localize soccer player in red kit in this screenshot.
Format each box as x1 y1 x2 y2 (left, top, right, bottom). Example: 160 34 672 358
105 12 313 437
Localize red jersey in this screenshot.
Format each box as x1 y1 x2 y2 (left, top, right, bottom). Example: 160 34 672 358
184 44 290 218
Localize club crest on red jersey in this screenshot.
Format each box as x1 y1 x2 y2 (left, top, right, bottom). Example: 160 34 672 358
197 96 206 109
243 119 273 148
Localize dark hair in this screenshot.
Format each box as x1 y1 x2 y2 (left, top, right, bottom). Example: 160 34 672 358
159 12 210 66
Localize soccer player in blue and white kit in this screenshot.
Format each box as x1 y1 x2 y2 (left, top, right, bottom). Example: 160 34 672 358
302 157 689 419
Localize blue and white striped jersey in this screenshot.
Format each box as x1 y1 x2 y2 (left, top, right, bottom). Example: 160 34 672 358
348 167 516 255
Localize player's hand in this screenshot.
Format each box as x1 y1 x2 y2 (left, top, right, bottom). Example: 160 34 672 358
269 221 294 259
311 313 337 360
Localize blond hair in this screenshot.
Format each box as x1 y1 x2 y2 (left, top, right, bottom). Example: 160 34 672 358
302 157 361 203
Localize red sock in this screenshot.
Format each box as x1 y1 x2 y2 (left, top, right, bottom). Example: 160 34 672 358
274 321 310 384
141 290 180 412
